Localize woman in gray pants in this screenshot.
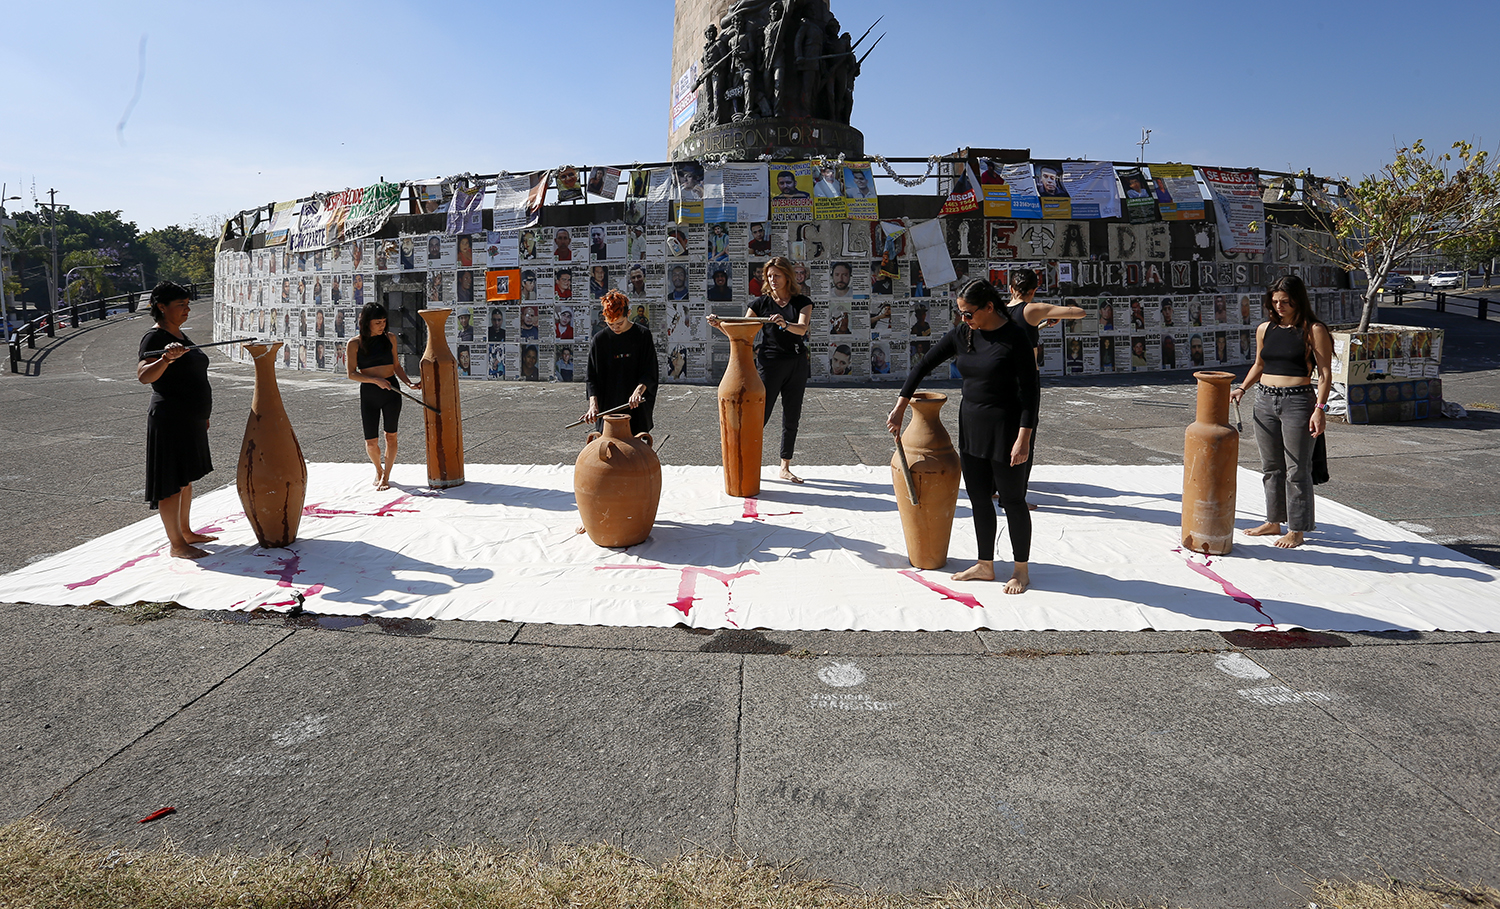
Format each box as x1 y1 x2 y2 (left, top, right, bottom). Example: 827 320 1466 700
1228 275 1333 549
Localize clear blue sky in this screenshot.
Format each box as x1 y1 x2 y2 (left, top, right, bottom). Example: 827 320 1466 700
2 0 1495 231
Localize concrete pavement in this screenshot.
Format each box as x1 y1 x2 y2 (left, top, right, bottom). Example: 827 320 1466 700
1 304 1497 908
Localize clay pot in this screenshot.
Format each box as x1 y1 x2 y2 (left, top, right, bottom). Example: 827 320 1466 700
419 308 464 489
237 342 307 548
716 321 765 497
890 392 962 569
574 414 662 547
1183 370 1239 555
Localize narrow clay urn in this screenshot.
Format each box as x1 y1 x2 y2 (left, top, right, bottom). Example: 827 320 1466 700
891 392 962 569
237 342 307 548
419 308 464 489
716 320 765 497
574 414 662 547
1182 370 1239 555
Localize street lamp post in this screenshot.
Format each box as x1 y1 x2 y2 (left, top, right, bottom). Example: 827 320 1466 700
0 192 20 337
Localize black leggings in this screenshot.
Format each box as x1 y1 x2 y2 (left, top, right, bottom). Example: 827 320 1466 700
758 355 810 461
360 380 402 440
961 451 1032 563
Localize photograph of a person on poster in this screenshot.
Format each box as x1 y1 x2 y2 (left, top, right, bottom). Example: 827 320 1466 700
1215 332 1228 364
1131 300 1145 330
1161 299 1175 328
1100 300 1115 332
1190 333 1205 366
457 235 473 267
555 269 573 301
521 344 540 381
830 262 853 299
829 343 852 376
590 265 611 299
1131 337 1148 368
1036 165 1068 197
520 231 538 260
628 265 646 294
791 262 811 297
748 221 771 256
632 304 650 327
775 169 808 198
521 269 537 301
554 228 574 262
708 267 734 302
556 307 574 340
813 166 842 198
1161 335 1178 369
911 304 931 337
674 162 705 200
1101 336 1116 372
844 165 875 198
457 311 474 341
458 345 472 377
667 265 690 300
400 238 415 270
668 346 687 379
871 343 890 375
1123 173 1151 198
488 344 505 378
590 228 608 260
557 345 574 382
457 271 474 303
979 158 1007 185
427 235 442 263
520 306 539 340
709 223 730 260
490 307 506 342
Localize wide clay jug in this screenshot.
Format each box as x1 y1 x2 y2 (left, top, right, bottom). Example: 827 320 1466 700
419 308 465 488
717 321 765 497
891 392 962 569
1183 370 1239 555
574 414 662 547
237 342 307 548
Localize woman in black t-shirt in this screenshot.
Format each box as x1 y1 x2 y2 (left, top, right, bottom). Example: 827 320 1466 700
582 290 659 434
135 282 218 559
708 256 812 483
887 279 1041 593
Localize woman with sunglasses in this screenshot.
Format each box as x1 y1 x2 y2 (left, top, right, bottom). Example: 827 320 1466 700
886 279 1040 593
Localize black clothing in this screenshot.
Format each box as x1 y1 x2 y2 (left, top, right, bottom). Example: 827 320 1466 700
961 452 1033 562
1260 323 1311 377
1006 301 1041 349
355 333 395 370
139 327 213 508
901 321 1040 461
707 283 734 302
760 355 810 461
748 294 812 360
586 323 660 434
361 381 402 439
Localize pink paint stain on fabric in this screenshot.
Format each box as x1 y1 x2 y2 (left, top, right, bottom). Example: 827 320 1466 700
597 564 759 616
741 497 802 522
302 495 418 520
899 569 983 609
1176 548 1277 629
266 552 305 587
265 584 324 608
66 550 161 590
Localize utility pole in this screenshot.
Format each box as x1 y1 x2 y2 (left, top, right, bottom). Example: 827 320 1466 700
0 184 19 333
37 189 66 337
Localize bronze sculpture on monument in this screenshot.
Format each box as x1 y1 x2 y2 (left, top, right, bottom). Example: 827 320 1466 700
671 0 879 162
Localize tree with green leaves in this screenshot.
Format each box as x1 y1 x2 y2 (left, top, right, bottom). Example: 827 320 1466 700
1305 140 1500 332
1436 229 1500 288
141 224 216 286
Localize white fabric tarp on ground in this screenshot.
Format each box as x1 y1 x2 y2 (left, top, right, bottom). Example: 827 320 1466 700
2 464 1495 632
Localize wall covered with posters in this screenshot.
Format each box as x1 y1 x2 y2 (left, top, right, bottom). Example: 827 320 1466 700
211 158 1355 386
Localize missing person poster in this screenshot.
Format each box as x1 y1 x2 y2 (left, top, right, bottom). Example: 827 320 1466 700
1151 164 1205 221
447 185 485 235
972 149 1041 219
1117 167 1159 223
1032 161 1071 219
491 173 546 231
1061 162 1122 219
586 166 622 200
769 162 816 222
1201 166 1265 255
842 163 878 220
702 163 769 223
939 157 980 215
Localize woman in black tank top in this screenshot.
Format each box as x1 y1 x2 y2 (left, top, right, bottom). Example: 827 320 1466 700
347 302 420 490
1228 276 1333 549
1002 268 1086 510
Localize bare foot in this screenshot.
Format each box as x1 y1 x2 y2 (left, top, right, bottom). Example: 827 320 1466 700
1244 522 1282 537
575 524 587 535
376 476 391 491
951 560 995 582
168 544 210 560
183 532 218 544
1027 502 1038 511
372 473 384 488
779 468 803 484
1275 531 1305 549
1005 564 1030 595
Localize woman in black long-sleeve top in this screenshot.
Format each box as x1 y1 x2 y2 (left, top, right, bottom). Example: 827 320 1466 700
582 289 659 434
886 279 1040 593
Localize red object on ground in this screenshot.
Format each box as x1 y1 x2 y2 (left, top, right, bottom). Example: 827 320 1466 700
138 807 176 823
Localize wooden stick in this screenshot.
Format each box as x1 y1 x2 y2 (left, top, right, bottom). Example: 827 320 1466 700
563 401 632 430
396 386 440 414
141 337 258 357
714 316 772 323
893 435 919 505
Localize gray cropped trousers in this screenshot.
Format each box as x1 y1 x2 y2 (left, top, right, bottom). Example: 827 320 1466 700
1252 387 1317 532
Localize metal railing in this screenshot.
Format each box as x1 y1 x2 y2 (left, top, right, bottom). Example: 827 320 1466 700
8 284 199 374
1388 289 1495 321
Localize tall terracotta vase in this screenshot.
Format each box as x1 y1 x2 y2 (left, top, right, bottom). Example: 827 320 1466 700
574 414 662 548
419 308 464 489
1183 370 1239 555
890 392 963 569
237 342 307 548
717 321 765 497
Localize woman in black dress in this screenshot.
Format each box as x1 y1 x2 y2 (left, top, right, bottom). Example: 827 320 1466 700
707 255 812 483
887 279 1040 593
582 290 659 433
136 282 217 559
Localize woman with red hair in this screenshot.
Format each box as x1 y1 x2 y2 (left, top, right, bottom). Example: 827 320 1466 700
582 289 659 434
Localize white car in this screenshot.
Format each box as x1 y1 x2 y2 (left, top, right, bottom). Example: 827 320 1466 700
1430 271 1465 290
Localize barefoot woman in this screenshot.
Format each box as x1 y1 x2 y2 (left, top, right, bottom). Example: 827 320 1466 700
136 282 218 559
347 302 420 490
887 279 1040 593
1229 275 1332 548
707 256 812 483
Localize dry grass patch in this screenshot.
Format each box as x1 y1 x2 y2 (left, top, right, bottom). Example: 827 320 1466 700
2 820 1496 909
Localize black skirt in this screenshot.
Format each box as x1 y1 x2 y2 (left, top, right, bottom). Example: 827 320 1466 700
144 404 213 508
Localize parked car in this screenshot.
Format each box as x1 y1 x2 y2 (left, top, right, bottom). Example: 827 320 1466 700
1430 271 1465 290
1382 273 1409 290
